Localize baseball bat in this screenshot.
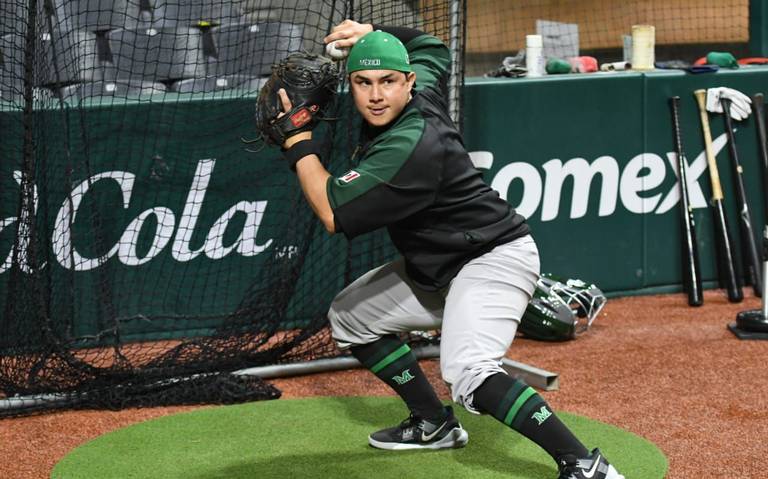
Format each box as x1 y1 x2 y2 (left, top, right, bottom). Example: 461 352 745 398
694 89 743 302
753 93 768 314
754 94 768 220
669 96 703 306
721 97 762 297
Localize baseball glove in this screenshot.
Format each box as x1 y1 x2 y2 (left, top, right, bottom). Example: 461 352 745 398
254 52 339 147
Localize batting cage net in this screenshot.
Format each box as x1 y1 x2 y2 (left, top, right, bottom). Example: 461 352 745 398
0 0 464 417
2 0 758 418
465 0 752 76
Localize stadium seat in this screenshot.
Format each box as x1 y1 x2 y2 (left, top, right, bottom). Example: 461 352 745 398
206 22 303 77
51 0 149 32
106 26 205 82
0 76 21 103
147 0 245 28
1 30 108 86
40 30 108 84
0 0 49 36
0 76 55 106
0 0 21 36
239 0 422 54
170 74 266 93
59 79 166 103
0 34 13 78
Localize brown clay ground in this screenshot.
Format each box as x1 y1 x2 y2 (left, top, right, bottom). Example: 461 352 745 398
1 289 766 478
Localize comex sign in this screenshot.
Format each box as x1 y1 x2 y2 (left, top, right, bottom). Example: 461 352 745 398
1 133 729 274
470 132 727 221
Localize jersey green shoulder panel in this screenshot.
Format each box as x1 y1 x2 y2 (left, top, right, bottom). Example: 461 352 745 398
327 109 426 208
405 34 451 92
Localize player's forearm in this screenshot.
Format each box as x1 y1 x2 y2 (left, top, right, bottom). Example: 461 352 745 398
295 155 335 234
372 25 449 92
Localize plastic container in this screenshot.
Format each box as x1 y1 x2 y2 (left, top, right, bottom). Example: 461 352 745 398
631 25 655 70
526 34 545 77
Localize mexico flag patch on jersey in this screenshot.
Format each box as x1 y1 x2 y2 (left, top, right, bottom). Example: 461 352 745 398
339 170 360 183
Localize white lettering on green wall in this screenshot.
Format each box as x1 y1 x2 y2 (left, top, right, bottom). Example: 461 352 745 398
477 132 726 221
0 159 274 273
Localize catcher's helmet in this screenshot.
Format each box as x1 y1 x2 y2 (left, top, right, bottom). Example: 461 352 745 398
519 274 607 341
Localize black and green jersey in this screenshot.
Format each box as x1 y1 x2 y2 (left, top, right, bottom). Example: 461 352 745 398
327 27 530 291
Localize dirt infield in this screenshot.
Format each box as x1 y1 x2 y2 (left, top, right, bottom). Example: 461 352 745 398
2 289 766 479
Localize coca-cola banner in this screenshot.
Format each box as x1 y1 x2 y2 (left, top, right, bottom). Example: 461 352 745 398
0 96 351 342
3 69 768 340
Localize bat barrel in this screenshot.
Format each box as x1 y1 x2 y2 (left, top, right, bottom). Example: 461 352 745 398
695 89 743 303
694 89 725 199
721 97 763 297
669 95 703 306
753 93 768 227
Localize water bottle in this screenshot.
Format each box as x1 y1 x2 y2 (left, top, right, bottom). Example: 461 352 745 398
526 34 545 77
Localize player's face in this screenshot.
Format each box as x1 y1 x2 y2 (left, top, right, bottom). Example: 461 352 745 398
350 70 416 127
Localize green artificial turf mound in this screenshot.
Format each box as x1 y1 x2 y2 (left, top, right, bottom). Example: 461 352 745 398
52 396 667 479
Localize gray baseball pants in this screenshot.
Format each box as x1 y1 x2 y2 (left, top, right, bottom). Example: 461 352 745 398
328 235 540 413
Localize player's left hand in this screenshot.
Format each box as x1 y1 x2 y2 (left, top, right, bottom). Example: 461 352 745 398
706 87 752 121
254 52 339 149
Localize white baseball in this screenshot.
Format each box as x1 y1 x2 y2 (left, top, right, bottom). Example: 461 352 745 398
325 41 349 61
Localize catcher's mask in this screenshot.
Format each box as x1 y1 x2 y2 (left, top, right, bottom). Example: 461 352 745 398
519 274 607 341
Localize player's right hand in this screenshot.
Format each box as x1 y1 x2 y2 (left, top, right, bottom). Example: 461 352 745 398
277 88 312 149
323 20 373 49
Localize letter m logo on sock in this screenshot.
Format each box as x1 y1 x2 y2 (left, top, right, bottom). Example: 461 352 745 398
392 369 414 385
532 406 552 425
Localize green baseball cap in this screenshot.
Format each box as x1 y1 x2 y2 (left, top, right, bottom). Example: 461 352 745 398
346 30 412 73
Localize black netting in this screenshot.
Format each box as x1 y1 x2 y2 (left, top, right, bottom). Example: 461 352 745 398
0 0 462 417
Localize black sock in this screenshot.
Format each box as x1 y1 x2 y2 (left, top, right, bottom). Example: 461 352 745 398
472 372 589 460
350 335 445 421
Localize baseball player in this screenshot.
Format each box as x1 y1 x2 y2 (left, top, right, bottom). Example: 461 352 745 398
272 20 625 479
